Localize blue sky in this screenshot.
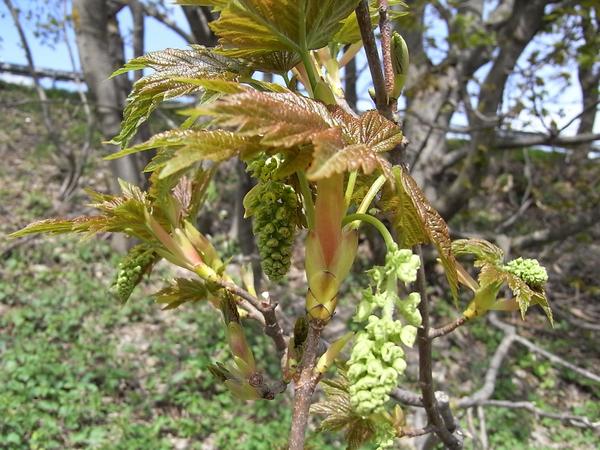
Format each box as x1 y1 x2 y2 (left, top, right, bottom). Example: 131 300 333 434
0 1 596 135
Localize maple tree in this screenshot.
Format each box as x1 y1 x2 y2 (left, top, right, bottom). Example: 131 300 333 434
11 1 554 448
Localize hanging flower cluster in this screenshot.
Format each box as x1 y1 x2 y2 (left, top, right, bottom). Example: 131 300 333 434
347 246 422 419
246 156 299 281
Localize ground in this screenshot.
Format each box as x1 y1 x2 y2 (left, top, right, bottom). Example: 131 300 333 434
0 81 598 449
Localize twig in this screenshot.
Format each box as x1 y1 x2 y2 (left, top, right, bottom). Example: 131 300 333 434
217 280 287 356
489 314 600 384
458 316 516 408
480 400 600 429
402 425 436 438
477 406 489 450
378 0 395 98
288 320 324 450
355 0 390 118
429 315 469 339
391 388 424 407
415 246 463 449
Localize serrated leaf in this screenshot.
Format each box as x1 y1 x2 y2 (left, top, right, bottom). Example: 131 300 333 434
478 263 553 325
154 277 208 309
9 216 106 238
311 376 376 449
273 145 313 178
107 129 262 178
308 109 402 180
194 91 336 147
384 166 458 300
452 238 504 267
111 46 244 147
210 0 360 68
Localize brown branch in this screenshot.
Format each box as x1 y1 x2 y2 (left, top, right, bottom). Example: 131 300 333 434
415 246 463 449
402 425 436 438
355 0 390 118
378 0 394 97
138 2 194 43
0 62 82 81
429 315 469 339
391 388 424 407
510 206 600 250
481 400 600 429
457 316 517 408
217 280 288 356
288 320 324 450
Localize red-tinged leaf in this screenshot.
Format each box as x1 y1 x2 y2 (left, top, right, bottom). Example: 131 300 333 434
383 166 458 300
195 91 337 147
110 46 244 146
209 0 360 68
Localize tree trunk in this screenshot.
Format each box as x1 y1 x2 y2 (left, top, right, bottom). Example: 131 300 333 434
72 0 143 190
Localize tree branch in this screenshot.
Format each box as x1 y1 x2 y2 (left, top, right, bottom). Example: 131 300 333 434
217 280 288 356
289 320 324 450
480 400 600 429
355 0 390 118
429 315 469 339
415 246 463 449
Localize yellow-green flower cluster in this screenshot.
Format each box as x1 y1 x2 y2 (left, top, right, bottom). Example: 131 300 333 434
347 246 422 418
247 157 298 281
110 244 155 303
505 257 548 289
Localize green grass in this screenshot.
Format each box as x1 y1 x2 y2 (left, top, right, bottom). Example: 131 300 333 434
0 237 339 449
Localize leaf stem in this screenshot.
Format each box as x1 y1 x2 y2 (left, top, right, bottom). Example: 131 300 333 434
344 171 358 209
357 174 386 215
343 213 395 251
297 171 315 229
300 50 318 93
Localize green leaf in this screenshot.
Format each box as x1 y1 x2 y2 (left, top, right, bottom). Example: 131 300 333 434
210 0 360 69
334 0 408 44
316 332 354 374
106 129 263 178
452 238 504 267
9 216 106 238
311 377 377 449
384 166 458 300
154 277 208 310
110 46 244 147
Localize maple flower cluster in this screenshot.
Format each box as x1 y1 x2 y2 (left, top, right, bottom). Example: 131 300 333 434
247 157 298 281
505 257 548 289
347 246 422 419
110 244 155 303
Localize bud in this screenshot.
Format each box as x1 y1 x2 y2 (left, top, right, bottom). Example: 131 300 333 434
391 31 409 100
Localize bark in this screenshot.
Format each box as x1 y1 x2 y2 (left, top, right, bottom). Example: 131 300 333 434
72 0 142 189
182 6 217 46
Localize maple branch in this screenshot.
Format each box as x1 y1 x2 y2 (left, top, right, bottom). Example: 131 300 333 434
391 388 424 407
402 425 436 437
289 320 324 450
480 400 600 429
415 246 463 449
217 280 288 356
356 0 390 118
378 0 395 97
429 315 469 339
